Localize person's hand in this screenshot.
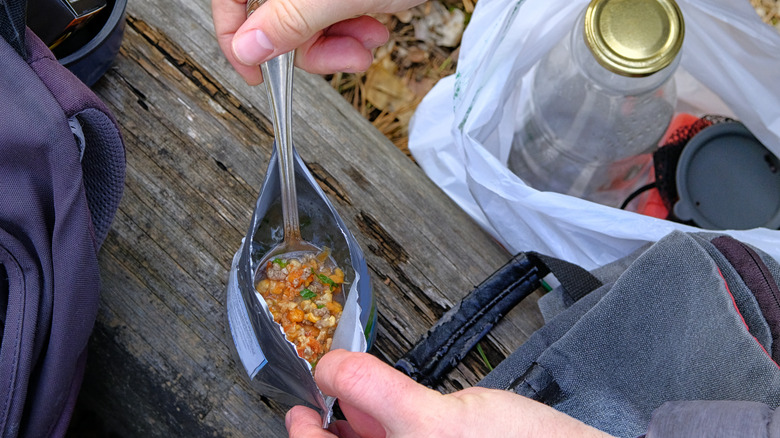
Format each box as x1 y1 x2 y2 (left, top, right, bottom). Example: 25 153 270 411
212 0 426 85
285 349 615 437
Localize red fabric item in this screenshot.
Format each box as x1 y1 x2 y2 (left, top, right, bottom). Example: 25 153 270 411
636 113 715 218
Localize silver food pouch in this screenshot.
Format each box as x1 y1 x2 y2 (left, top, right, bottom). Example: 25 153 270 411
226 145 376 423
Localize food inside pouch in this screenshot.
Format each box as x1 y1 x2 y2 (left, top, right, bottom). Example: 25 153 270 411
255 250 345 367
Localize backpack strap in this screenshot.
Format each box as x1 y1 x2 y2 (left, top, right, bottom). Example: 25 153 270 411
24 27 126 247
0 230 42 437
711 236 780 363
0 0 26 59
395 252 601 387
526 252 603 306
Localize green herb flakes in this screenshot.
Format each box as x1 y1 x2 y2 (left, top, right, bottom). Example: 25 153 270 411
317 274 336 289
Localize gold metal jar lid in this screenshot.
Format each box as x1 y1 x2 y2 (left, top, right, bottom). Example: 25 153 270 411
584 0 684 77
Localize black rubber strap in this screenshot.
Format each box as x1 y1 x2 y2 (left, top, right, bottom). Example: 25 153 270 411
1 0 27 59
395 251 602 387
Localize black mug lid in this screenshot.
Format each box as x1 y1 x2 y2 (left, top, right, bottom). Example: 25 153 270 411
674 121 780 230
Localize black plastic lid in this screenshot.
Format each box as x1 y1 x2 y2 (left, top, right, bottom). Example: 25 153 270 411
673 121 780 230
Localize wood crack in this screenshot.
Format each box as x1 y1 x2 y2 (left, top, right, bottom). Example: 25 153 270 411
306 162 352 205
355 211 409 266
124 15 273 138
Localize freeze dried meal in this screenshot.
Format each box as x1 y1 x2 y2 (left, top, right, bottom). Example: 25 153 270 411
256 253 344 366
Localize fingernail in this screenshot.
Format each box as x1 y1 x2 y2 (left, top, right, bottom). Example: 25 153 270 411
363 29 390 50
362 38 385 50
233 29 274 65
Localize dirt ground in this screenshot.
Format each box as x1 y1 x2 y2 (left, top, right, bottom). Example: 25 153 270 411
326 0 780 158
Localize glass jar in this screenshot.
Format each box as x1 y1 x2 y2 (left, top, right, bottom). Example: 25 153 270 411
507 0 685 208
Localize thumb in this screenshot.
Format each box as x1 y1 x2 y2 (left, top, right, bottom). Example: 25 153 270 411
314 350 447 436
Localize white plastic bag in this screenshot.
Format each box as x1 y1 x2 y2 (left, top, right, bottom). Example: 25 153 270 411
409 0 780 270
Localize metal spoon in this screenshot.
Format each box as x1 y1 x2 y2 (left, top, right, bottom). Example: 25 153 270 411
246 0 337 281
243 3 352 425
254 49 335 272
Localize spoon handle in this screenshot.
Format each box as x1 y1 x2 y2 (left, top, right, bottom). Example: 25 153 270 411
262 51 301 241
246 0 301 241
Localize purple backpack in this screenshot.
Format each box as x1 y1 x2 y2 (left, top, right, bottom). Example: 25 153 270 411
0 3 125 436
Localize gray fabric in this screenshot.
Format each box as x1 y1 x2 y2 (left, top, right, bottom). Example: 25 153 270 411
479 231 780 438
478 279 613 392
537 242 651 322
646 400 780 438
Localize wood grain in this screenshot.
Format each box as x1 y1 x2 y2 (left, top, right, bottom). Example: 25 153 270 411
67 0 545 436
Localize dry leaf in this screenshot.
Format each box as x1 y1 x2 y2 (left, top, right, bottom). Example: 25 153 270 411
413 1 465 48
407 46 429 64
365 57 416 112
394 9 415 23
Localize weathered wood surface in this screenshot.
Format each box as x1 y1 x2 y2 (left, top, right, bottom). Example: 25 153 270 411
66 0 545 436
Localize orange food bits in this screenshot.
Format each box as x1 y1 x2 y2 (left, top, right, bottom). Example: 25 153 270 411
329 268 344 284
270 282 285 295
287 308 304 323
255 251 345 367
